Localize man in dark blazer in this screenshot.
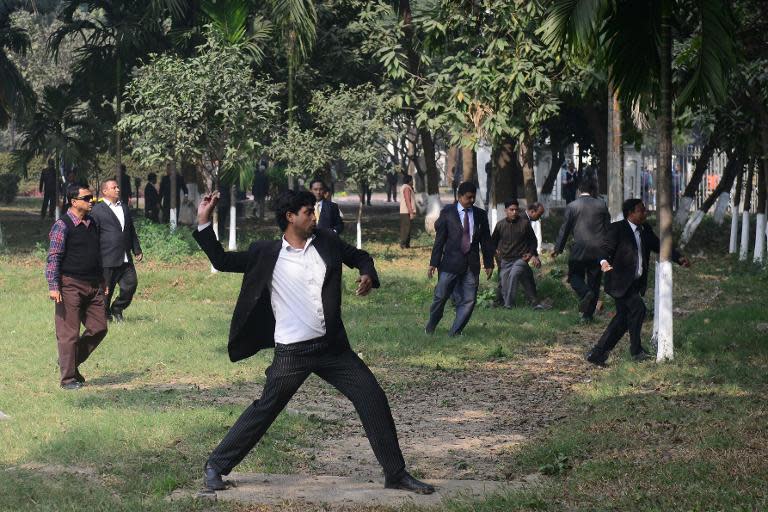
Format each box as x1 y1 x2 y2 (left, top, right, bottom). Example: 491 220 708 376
426 181 495 336
91 179 143 322
193 190 434 495
553 180 610 321
586 199 690 366
310 179 344 234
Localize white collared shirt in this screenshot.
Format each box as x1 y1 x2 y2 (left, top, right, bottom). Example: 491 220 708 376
627 220 643 278
456 202 474 239
270 236 327 344
104 198 128 263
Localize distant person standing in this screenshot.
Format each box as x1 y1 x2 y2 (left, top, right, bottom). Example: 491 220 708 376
562 161 577 203
251 165 269 220
641 167 654 206
385 166 398 202
144 173 160 222
310 179 344 234
425 182 494 336
39 159 58 218
360 179 372 206
91 179 143 322
119 164 133 208
491 199 550 310
45 184 108 389
553 180 610 322
672 162 683 211
160 164 189 223
399 175 416 248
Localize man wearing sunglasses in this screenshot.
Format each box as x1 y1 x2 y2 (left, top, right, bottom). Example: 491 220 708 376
45 184 109 390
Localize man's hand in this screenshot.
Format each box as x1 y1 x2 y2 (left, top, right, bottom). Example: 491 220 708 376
409 212 415 220
135 252 143 262
49 290 61 303
600 260 613 272
197 192 220 225
485 267 493 279
679 256 691 268
530 255 542 269
356 275 373 296
427 266 436 279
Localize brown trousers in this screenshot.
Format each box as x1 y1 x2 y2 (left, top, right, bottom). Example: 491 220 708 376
54 276 108 385
399 214 412 248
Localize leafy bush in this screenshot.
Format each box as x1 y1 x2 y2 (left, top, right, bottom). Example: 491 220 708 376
134 218 199 263
0 173 20 203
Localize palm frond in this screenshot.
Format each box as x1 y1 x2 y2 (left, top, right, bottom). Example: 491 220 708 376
269 0 317 65
540 0 608 53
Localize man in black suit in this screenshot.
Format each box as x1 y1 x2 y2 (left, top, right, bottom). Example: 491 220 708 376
426 181 494 336
309 179 344 234
144 173 160 222
91 179 143 322
553 180 610 322
39 159 59 218
586 199 690 366
193 190 434 495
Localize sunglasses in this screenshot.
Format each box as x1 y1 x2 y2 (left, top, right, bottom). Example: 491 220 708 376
74 195 95 202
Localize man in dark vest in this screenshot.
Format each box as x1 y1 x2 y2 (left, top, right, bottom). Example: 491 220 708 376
91 178 143 322
45 185 108 389
193 190 434 495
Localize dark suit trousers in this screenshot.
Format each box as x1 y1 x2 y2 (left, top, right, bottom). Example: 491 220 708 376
55 276 108 385
208 339 407 481
105 262 138 315
41 192 56 217
594 281 647 357
425 270 478 335
567 260 602 317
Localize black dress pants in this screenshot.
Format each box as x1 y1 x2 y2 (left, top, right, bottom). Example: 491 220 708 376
593 281 647 357
105 263 138 316
41 192 56 217
568 259 602 317
208 339 407 481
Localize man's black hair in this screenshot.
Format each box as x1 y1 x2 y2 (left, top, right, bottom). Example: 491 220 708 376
147 172 157 183
67 184 87 201
457 181 477 196
622 198 643 218
402 174 412 184
578 178 592 194
275 190 316 231
527 201 543 211
504 198 519 208
309 178 327 191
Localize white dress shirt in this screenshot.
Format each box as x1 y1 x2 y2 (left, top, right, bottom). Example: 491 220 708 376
456 202 474 239
104 198 128 263
627 220 643 278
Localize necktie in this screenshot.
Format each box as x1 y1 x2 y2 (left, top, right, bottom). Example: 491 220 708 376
634 226 642 277
314 202 321 222
461 208 471 254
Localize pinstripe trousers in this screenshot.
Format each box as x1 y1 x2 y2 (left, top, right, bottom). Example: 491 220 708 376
208 338 407 480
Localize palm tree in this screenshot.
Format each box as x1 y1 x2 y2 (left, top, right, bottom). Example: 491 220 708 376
542 0 736 360
0 0 34 130
48 0 187 189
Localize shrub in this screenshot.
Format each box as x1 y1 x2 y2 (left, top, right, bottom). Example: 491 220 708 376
134 218 199 263
0 173 20 203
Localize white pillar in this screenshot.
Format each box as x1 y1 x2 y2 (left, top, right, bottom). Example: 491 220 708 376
739 211 750 261
655 261 674 362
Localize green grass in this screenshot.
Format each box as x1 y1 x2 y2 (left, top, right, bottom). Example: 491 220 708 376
1 200 767 511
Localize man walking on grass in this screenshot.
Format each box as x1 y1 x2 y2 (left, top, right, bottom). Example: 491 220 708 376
45 185 108 389
425 181 494 336
193 190 434 494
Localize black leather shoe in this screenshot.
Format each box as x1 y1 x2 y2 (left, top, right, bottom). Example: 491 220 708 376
74 370 86 383
632 351 652 362
578 291 595 314
585 349 608 367
112 312 124 323
203 463 227 491
385 472 435 494
60 381 83 390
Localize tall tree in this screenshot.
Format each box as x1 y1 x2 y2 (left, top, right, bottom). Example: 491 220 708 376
0 0 34 130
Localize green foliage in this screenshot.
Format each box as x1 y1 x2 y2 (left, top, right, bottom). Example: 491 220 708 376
0 171 19 202
133 218 199 263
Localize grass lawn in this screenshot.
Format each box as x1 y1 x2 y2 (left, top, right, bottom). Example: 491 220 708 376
1 198 766 511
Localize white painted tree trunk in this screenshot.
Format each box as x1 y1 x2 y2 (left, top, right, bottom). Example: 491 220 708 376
713 192 730 225
754 213 766 263
356 221 362 249
729 207 740 254
228 204 237 250
540 193 552 218
211 221 219 274
680 210 704 247
674 196 694 228
655 261 674 362
650 261 660 352
739 212 750 261
424 193 442 235
169 208 177 233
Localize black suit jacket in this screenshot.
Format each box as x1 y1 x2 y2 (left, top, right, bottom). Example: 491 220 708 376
316 200 344 234
554 194 610 261
602 219 683 298
430 204 495 275
90 201 142 268
193 225 379 362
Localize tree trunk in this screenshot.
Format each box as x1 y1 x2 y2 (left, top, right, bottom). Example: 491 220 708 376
461 142 475 184
356 199 363 249
492 138 516 225
740 162 754 261
169 159 178 232
756 109 768 263
729 170 743 253
228 184 237 250
655 2 674 362
446 146 458 185
541 145 565 196
421 129 442 234
607 81 624 220
675 136 717 227
517 132 538 204
115 55 123 192
680 154 740 246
